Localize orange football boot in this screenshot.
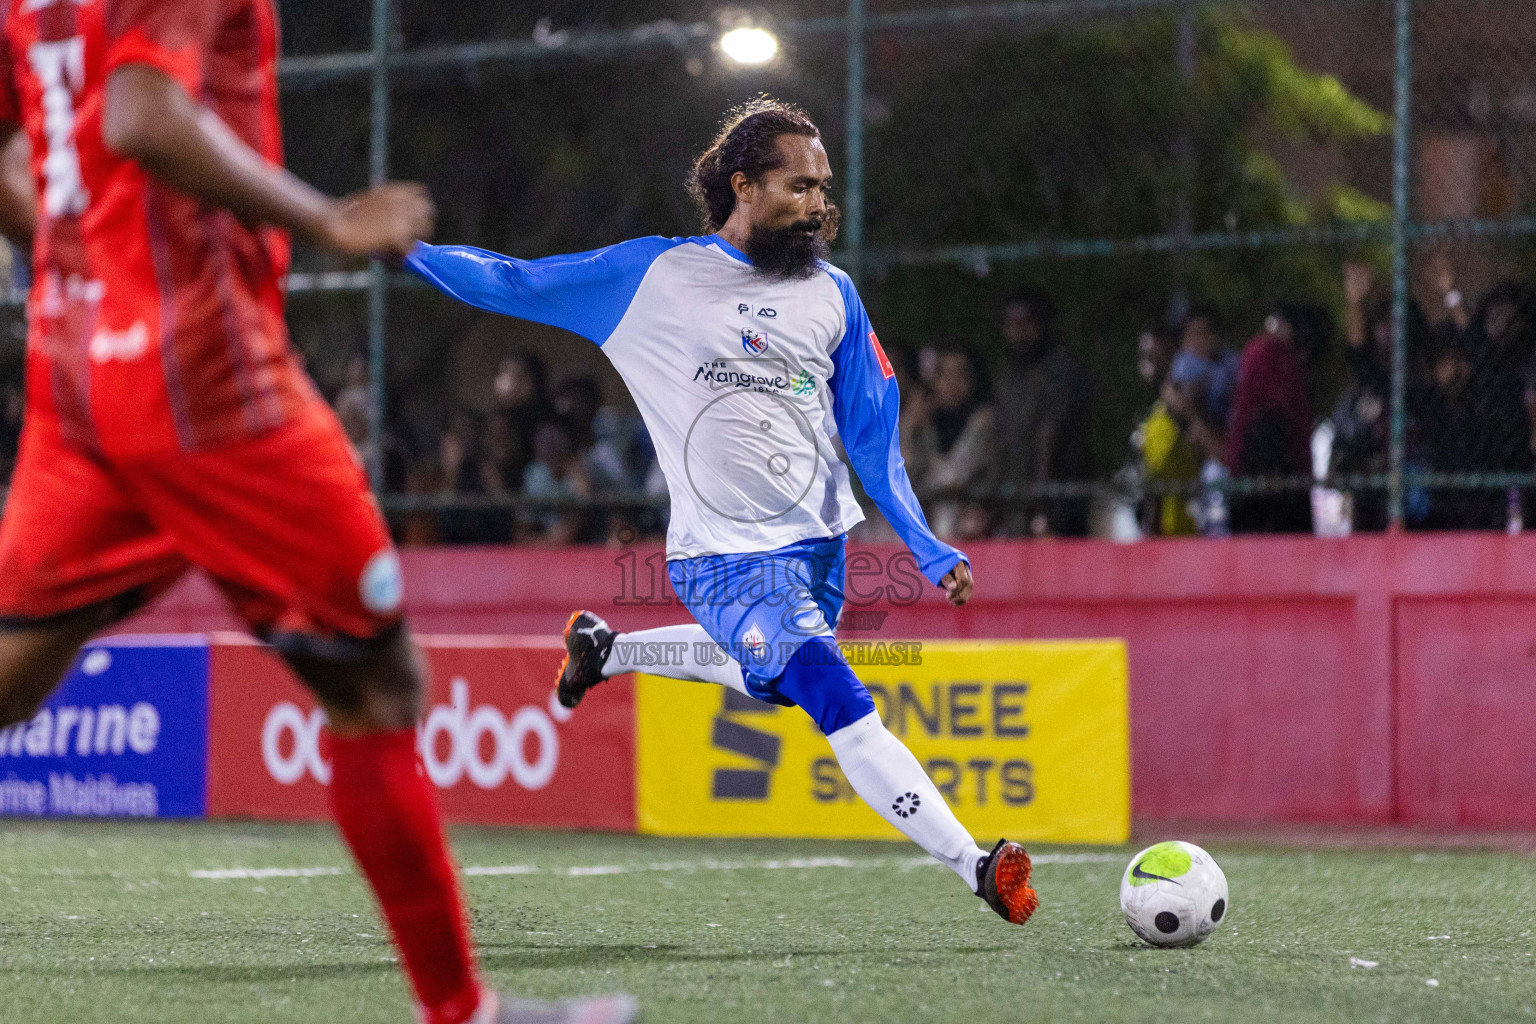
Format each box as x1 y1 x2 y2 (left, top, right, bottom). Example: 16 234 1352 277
977 838 1039 924
555 610 617 709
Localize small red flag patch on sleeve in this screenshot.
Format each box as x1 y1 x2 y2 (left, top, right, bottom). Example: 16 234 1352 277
869 331 895 379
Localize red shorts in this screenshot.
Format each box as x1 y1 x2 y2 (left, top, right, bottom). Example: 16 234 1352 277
0 407 402 642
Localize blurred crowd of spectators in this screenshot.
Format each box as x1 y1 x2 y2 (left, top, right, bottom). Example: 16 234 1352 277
317 258 1536 546
4 260 1529 547
877 289 1094 543
1130 261 1536 539
344 352 662 546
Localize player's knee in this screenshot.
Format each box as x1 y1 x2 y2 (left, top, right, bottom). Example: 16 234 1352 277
0 647 45 727
274 623 424 735
0 610 110 727
776 635 876 736
0 676 46 729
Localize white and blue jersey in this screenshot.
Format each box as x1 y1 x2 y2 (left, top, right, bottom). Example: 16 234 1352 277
407 235 962 575
407 234 965 689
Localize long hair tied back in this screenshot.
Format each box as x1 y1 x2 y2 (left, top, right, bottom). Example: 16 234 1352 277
686 97 823 234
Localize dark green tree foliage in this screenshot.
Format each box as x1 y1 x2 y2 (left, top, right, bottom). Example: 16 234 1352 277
861 10 1386 474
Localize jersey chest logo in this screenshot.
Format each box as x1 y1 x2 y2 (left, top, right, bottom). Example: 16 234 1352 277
741 328 768 356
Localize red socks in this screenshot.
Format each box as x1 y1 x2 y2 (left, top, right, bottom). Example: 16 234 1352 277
328 729 484 1024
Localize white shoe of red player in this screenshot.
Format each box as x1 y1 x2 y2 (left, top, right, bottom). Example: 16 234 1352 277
473 990 639 1024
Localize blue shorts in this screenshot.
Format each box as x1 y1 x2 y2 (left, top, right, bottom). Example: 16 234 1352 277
668 534 847 705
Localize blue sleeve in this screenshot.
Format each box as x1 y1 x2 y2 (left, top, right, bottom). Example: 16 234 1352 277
404 237 683 346
825 267 967 587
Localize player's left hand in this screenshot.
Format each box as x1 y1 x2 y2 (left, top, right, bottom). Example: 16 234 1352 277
321 182 437 259
941 561 973 607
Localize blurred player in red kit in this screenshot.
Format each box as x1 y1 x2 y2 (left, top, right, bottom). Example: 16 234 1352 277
0 2 635 1022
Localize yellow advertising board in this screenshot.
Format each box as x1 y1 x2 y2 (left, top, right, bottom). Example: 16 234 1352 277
636 640 1129 844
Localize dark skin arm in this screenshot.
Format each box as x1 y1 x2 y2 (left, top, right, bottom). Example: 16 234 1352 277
102 64 432 257
941 561 973 607
0 122 34 248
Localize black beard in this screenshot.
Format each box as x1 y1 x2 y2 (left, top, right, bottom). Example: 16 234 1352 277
743 221 830 281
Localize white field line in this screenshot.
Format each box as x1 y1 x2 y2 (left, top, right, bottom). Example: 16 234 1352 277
468 852 1124 877
190 851 1122 881
461 864 541 876
189 867 347 880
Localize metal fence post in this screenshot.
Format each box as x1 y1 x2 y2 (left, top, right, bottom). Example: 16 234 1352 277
1388 0 1413 528
366 0 392 490
1169 0 1197 328
844 0 866 287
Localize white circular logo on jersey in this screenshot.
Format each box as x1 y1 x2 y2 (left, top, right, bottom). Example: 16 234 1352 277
81 649 112 676
358 549 403 615
683 389 818 525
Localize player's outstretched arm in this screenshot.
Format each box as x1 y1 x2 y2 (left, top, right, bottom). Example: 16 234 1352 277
102 64 432 258
826 270 973 607
0 31 32 247
0 123 34 247
406 237 682 345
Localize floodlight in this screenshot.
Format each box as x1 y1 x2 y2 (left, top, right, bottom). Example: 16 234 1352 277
720 27 779 65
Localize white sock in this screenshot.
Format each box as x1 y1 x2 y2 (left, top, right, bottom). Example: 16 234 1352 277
601 623 749 695
827 711 987 892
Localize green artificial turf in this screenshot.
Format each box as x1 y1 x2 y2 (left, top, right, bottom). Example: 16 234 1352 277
0 820 1533 1023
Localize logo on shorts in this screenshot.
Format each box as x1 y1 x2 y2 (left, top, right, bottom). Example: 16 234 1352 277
741 328 768 356
358 550 403 615
741 623 768 659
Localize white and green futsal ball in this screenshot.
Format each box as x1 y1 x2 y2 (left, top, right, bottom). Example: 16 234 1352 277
1119 840 1228 948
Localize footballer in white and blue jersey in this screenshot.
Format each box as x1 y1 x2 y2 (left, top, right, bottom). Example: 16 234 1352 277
406 99 1038 927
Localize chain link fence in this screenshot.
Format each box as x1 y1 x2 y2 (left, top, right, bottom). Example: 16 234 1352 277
5 0 1535 544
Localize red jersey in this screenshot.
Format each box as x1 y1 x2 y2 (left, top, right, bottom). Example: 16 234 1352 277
0 0 317 457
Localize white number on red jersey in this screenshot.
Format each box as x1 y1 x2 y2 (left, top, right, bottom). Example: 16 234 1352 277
27 35 89 218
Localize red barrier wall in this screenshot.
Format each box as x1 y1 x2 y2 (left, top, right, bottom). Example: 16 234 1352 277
206 636 635 830
119 533 1536 828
